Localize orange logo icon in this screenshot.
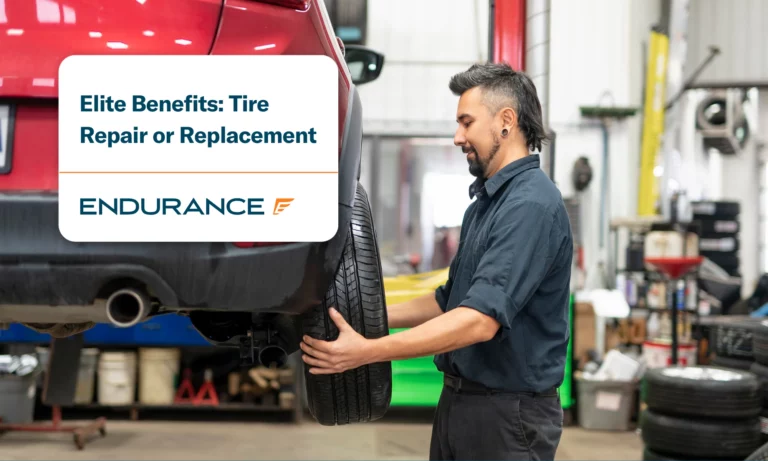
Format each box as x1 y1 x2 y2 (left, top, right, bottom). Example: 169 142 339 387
273 198 294 215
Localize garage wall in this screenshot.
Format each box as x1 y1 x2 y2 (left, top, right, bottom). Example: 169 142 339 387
548 0 661 289
685 0 768 87
356 0 490 136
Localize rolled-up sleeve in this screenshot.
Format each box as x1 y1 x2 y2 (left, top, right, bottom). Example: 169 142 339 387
459 200 555 330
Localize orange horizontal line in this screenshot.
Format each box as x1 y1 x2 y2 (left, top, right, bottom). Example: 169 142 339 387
59 171 338 174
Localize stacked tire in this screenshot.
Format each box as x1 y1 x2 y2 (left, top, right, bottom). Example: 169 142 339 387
692 200 741 277
752 321 768 442
709 316 761 371
640 366 763 460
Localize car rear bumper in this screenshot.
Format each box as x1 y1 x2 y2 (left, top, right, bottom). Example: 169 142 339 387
0 192 351 315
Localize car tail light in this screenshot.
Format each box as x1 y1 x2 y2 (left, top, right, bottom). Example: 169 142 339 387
253 0 309 10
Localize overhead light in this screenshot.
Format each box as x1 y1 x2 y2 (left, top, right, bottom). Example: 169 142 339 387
89 31 102 38
254 44 275 51
107 41 128 49
142 30 154 37
175 39 191 46
136 0 147 4
6 28 23 36
32 78 55 87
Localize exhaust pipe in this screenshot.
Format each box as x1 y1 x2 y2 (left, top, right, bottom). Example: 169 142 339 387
105 288 151 328
259 345 288 368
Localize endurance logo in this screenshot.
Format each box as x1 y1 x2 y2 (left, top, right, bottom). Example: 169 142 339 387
79 197 296 217
273 198 294 215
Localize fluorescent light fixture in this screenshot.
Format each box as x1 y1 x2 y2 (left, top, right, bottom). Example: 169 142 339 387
107 41 128 49
89 31 102 38
175 39 192 46
254 44 276 51
142 30 154 37
6 28 23 36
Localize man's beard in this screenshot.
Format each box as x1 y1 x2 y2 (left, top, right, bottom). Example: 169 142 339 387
464 131 501 178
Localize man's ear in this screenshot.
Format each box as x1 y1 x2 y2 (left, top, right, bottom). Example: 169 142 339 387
500 107 517 132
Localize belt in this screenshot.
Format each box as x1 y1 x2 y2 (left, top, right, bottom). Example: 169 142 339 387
444 374 558 397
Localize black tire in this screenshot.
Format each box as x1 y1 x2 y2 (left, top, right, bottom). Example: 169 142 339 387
709 316 761 359
640 410 762 459
762 410 768 444
642 366 761 419
754 321 768 366
697 218 740 235
751 362 768 407
691 200 740 218
301 184 391 426
711 354 754 370
702 251 740 269
700 237 740 253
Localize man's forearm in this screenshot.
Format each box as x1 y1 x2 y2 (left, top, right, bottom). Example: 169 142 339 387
387 293 445 329
370 307 499 362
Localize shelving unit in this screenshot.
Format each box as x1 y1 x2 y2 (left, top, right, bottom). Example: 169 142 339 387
0 316 307 423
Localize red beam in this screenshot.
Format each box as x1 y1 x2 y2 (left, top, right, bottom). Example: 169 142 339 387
492 0 526 71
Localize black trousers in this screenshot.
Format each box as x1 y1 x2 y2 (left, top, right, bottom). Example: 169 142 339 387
429 384 563 461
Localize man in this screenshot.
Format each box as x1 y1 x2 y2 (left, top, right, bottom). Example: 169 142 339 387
300 62 573 460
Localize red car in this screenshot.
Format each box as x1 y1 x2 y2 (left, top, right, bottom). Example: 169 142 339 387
0 0 390 426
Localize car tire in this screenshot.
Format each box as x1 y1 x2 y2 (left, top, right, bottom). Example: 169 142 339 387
750 362 768 407
301 184 392 426
754 322 768 366
709 317 759 359
640 410 762 459
642 366 761 419
711 354 754 370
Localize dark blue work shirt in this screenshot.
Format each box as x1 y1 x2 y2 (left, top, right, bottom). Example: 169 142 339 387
434 154 573 393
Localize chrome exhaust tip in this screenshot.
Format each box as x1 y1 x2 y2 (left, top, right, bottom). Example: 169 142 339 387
105 288 151 328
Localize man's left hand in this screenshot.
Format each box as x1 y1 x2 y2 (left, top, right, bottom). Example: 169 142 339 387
300 307 374 374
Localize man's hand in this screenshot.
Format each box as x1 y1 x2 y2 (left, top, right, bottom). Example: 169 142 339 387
300 307 373 375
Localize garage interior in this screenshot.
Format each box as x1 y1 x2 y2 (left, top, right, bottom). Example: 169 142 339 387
3 0 768 460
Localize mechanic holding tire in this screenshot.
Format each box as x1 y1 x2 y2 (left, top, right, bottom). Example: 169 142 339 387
300 62 573 461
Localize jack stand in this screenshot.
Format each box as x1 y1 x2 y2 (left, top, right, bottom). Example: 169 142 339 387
194 369 219 406
174 369 196 403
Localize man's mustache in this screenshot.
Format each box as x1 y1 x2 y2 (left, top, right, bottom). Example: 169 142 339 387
462 146 476 154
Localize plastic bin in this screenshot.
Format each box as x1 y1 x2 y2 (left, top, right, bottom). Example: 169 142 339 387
74 348 100 404
138 348 180 405
576 377 637 431
97 351 137 405
0 370 41 424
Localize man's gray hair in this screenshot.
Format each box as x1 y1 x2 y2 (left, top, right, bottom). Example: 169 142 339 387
449 62 548 152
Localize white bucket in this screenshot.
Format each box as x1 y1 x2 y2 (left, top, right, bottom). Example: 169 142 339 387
74 348 100 405
97 351 137 405
139 348 181 405
642 340 698 368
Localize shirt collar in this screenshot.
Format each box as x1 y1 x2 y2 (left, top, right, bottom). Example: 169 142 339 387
468 154 541 199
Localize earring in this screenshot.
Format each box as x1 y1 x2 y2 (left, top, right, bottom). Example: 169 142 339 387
502 128 509 137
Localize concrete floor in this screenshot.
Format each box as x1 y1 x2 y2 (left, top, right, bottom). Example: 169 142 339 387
0 413 643 460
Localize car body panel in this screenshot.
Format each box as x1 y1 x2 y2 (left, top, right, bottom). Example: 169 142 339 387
0 0 367 326
0 0 223 98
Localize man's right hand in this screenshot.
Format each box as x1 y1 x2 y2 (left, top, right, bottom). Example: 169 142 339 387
387 293 445 329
